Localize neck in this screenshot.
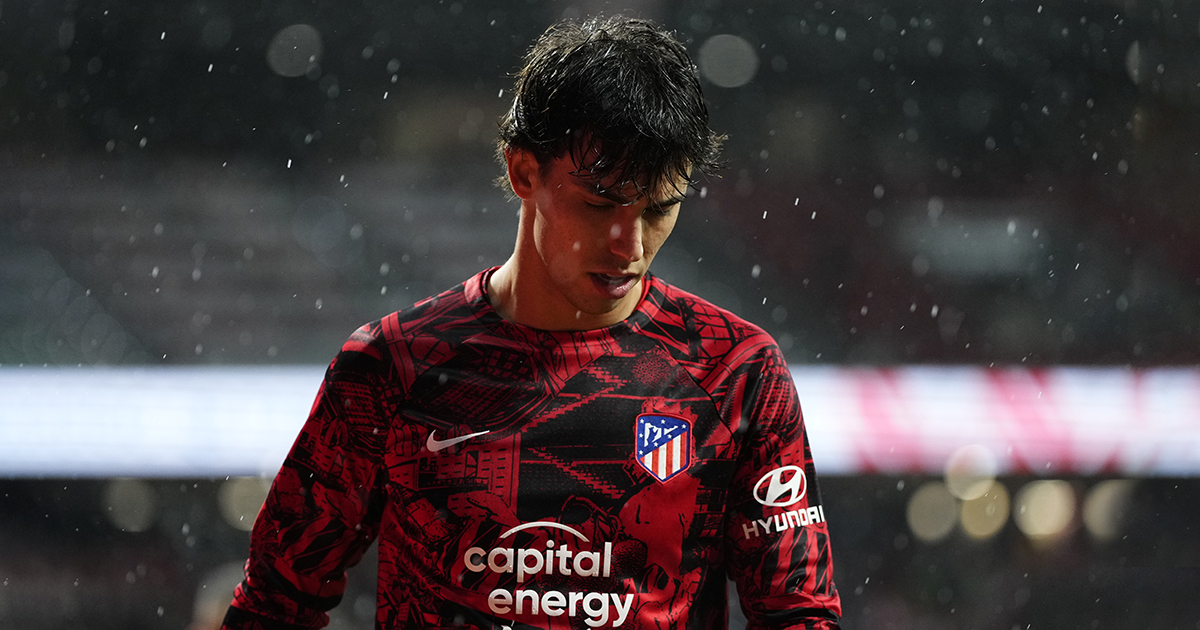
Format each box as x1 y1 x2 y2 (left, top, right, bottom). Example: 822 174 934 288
487 256 643 331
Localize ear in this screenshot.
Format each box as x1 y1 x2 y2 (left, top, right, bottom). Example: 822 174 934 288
505 147 540 200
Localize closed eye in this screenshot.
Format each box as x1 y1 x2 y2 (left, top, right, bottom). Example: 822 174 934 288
646 196 685 217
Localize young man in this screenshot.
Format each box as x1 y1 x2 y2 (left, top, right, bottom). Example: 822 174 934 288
221 16 841 630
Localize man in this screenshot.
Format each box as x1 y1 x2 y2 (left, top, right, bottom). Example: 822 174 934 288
221 15 841 630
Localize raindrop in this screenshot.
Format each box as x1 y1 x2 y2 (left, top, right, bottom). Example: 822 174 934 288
59 20 77 48
927 197 944 220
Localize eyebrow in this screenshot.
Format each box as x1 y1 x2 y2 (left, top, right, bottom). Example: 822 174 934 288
590 187 687 210
647 194 687 210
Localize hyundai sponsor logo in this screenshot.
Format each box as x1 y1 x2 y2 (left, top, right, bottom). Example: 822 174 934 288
752 465 807 507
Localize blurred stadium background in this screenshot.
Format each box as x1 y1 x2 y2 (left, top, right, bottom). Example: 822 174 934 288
2 0 1199 628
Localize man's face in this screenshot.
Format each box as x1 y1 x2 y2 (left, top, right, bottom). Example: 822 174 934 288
518 151 687 329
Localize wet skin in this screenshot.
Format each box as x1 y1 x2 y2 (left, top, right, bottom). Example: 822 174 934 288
489 148 688 332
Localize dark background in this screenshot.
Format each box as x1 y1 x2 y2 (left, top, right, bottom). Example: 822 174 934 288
2 0 1198 628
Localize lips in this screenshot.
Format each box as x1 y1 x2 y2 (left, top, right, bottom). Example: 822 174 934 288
590 273 639 299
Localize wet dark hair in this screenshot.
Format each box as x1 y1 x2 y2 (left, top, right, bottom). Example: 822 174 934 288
497 15 725 199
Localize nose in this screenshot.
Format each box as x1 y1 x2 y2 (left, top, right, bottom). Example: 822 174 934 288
607 211 644 263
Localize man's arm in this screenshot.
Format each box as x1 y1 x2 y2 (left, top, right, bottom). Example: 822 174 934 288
222 330 389 629
725 344 842 630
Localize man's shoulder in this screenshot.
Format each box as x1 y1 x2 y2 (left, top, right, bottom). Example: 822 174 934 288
642 276 777 356
341 272 490 359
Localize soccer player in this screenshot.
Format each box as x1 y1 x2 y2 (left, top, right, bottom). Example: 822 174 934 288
221 15 842 630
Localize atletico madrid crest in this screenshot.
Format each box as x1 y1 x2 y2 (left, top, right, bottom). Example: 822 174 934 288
635 413 691 482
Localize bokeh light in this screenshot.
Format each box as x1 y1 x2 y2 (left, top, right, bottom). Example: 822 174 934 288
906 481 958 543
266 24 323 78
1014 480 1076 542
944 444 999 500
218 476 273 531
1083 479 1136 543
189 561 246 629
960 480 1010 540
698 34 758 88
102 478 158 533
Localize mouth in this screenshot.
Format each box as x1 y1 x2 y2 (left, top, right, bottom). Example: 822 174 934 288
589 273 639 299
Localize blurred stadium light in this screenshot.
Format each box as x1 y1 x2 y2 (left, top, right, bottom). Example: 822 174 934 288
2 366 1196 477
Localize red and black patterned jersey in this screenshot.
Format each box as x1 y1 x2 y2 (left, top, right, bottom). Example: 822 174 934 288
223 269 841 630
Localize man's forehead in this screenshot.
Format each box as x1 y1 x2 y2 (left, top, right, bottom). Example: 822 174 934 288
556 134 690 205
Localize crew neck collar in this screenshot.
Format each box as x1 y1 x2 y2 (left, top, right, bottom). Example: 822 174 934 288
466 267 655 337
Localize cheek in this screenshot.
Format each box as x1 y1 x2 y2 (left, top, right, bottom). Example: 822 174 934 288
642 217 678 257
533 211 578 269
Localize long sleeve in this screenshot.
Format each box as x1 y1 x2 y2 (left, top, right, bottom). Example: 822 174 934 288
724 345 841 630
222 328 390 629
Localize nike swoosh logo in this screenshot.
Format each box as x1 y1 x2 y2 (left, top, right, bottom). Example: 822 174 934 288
426 429 491 453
